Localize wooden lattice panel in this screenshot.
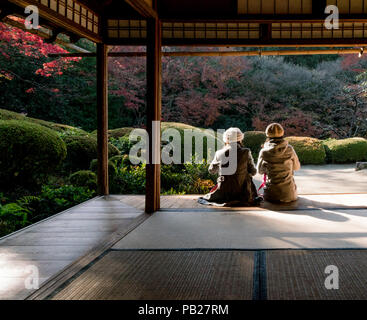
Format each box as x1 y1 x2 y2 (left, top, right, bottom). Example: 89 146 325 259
107 20 260 40
238 0 313 14
9 0 99 35
107 19 147 39
272 22 367 38
39 0 98 33
327 0 367 14
163 22 260 39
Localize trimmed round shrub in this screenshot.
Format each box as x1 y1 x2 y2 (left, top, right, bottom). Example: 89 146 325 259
0 120 67 187
90 159 117 179
243 131 267 160
63 135 119 171
161 122 222 162
285 136 326 165
323 138 367 163
108 127 134 139
109 154 136 168
69 170 97 190
0 108 87 135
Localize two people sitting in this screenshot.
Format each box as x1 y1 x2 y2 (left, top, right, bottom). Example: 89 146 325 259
199 123 300 206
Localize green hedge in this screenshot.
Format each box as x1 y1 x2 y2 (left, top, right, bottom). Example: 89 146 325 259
286 136 326 164
69 170 97 190
243 131 267 160
0 108 87 135
63 135 119 171
0 120 67 188
161 122 222 162
323 138 367 163
110 123 223 161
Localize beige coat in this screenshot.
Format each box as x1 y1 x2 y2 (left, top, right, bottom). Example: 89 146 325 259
257 138 301 203
201 143 257 204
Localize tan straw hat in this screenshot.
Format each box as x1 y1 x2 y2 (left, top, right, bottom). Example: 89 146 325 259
265 123 284 138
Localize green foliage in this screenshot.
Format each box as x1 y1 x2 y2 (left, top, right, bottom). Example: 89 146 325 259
0 203 28 225
90 159 117 182
32 185 94 222
160 161 216 195
109 136 134 155
0 185 94 236
69 170 97 190
161 122 222 162
285 136 326 165
0 120 67 189
63 135 119 171
108 127 134 139
109 154 133 168
112 163 146 194
0 108 87 134
243 131 267 161
323 138 367 163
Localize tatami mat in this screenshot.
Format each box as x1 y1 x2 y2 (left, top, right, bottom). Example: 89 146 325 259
51 250 254 300
112 208 367 250
266 250 367 300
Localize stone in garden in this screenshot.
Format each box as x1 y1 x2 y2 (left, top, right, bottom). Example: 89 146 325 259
355 162 367 171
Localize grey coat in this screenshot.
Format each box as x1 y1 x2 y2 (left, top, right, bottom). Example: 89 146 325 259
202 143 257 204
257 138 301 203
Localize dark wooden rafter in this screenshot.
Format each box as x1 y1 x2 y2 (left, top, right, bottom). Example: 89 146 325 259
124 0 157 18
145 17 161 213
47 48 367 58
96 43 109 196
106 37 367 47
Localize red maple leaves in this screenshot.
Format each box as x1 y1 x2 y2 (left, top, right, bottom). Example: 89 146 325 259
0 18 81 77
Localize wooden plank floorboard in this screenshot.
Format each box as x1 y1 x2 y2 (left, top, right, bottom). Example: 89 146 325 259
117 195 367 211
0 196 145 300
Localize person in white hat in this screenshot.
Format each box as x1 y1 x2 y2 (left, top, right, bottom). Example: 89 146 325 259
198 127 259 206
257 123 301 203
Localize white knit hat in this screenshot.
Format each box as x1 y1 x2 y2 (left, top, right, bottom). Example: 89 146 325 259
223 127 244 144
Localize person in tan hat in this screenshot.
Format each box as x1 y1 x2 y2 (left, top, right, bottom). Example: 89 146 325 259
198 127 259 206
257 123 301 203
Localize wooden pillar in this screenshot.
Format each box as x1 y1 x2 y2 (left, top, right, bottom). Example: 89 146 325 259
145 18 161 213
96 43 109 196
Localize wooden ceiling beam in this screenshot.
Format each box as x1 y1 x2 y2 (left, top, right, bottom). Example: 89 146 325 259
124 0 157 19
48 48 366 58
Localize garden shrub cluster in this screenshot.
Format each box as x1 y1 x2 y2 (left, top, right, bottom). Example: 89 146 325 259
243 131 267 161
243 131 367 165
285 136 326 165
162 122 222 160
69 170 97 190
63 135 119 171
0 120 67 188
0 108 87 135
0 186 94 237
323 138 367 163
2 111 367 238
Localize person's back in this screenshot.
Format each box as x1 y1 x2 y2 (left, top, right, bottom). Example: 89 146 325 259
199 127 258 205
209 143 256 203
257 123 300 203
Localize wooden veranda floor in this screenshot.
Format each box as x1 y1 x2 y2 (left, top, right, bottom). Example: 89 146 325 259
1 194 367 300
